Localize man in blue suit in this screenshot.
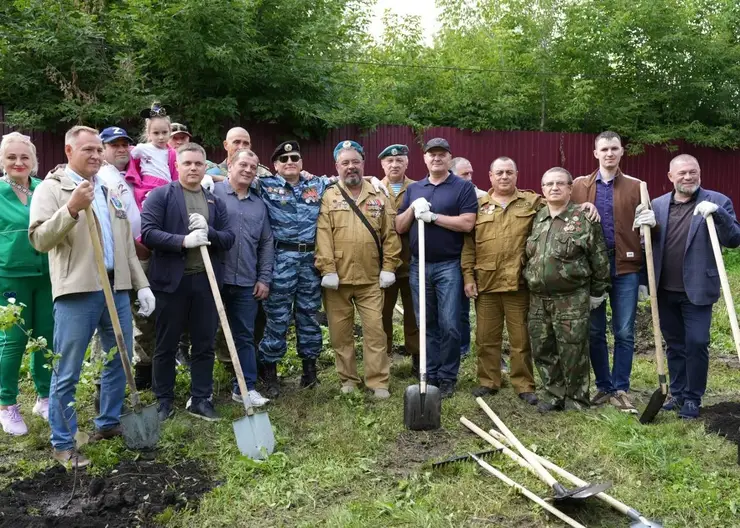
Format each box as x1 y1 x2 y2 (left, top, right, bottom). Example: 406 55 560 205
634 154 740 419
141 143 235 422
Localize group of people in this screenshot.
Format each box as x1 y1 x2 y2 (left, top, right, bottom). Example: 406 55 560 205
1 108 738 468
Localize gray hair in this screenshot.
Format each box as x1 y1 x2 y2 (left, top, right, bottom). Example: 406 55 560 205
176 142 206 161
669 153 699 171
65 125 99 146
490 156 518 172
450 157 470 173
541 167 573 184
0 132 38 176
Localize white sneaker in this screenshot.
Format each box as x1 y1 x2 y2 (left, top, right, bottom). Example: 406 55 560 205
247 390 270 407
373 388 390 400
33 397 50 421
340 384 356 394
0 404 28 436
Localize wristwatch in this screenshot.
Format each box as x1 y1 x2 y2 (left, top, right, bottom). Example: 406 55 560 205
430 213 438 223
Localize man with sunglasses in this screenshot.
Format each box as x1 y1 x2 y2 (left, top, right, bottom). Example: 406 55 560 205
524 168 610 413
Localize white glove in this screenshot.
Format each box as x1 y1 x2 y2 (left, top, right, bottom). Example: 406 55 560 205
694 201 718 218
638 285 649 302
137 287 156 317
370 176 389 196
201 174 215 193
321 273 339 290
632 208 656 230
379 271 396 289
417 210 435 223
183 228 210 248
589 294 607 310
188 213 207 231
411 197 430 215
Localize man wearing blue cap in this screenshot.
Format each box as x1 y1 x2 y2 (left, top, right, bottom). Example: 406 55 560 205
396 138 479 398
378 144 420 374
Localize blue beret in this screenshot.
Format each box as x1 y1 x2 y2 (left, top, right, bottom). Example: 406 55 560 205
333 140 364 161
378 144 409 159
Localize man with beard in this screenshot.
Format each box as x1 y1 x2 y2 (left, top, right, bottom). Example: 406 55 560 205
378 144 419 374
395 138 478 398
315 140 401 398
635 154 740 419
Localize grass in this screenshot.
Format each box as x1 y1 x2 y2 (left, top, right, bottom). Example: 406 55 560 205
4 252 740 527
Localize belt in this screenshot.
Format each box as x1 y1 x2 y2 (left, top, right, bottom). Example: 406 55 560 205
275 241 315 253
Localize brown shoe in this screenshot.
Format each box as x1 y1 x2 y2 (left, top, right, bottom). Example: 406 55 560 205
90 425 123 443
53 449 91 468
609 391 638 414
590 390 613 406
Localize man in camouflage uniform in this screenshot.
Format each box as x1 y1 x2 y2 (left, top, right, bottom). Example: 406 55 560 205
315 140 401 399
524 167 610 412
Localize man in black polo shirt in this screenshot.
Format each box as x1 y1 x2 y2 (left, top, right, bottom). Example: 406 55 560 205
396 138 478 397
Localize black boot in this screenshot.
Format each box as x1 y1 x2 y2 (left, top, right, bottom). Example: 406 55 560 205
300 359 319 388
134 363 153 390
264 363 280 399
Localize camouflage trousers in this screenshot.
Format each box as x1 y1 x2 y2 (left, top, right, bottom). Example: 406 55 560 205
258 250 322 363
528 289 591 406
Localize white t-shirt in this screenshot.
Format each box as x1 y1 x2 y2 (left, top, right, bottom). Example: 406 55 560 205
98 163 142 239
131 143 171 183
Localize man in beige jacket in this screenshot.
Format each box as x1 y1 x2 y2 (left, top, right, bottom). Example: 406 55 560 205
29 126 153 468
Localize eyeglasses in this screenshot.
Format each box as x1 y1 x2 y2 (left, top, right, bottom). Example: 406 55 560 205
278 154 301 163
542 181 571 188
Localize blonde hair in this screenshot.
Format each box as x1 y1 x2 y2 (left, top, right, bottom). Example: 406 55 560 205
140 116 172 143
1 132 39 176
65 125 99 146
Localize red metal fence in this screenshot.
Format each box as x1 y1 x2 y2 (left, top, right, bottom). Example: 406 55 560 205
3 112 739 204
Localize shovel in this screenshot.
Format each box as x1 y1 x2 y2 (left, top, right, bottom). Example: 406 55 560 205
637 182 668 424
85 207 160 450
199 246 275 459
476 397 611 503
403 219 442 430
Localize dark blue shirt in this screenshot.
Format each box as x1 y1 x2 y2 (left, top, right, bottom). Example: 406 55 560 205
213 180 275 287
399 172 478 262
595 171 615 250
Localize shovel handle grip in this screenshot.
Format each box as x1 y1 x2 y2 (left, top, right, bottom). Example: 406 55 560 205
639 183 667 392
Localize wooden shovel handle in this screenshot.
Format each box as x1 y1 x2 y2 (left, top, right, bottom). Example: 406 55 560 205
706 215 740 363
85 207 141 408
418 219 427 393
639 182 667 392
199 246 254 416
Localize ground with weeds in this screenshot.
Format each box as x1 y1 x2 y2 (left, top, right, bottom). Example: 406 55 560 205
3 250 740 527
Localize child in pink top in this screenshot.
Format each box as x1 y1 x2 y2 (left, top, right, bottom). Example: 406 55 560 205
126 103 179 209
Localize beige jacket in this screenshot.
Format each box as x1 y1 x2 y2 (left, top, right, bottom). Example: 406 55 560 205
29 168 148 300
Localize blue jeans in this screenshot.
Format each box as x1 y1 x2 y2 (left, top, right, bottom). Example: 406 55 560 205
409 258 462 382
50 290 133 451
222 284 259 393
658 289 712 404
589 256 639 393
460 287 471 356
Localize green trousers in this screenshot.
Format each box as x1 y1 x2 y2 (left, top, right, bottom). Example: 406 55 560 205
0 275 54 405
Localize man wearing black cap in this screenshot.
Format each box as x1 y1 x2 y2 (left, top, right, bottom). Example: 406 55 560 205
396 138 478 397
378 144 419 373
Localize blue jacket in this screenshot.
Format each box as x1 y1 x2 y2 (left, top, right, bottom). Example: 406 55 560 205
141 181 235 293
651 187 740 305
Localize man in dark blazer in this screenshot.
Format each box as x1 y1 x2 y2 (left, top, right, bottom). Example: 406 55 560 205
141 143 235 422
633 154 740 419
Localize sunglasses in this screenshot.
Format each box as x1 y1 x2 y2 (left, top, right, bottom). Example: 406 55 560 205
278 154 301 163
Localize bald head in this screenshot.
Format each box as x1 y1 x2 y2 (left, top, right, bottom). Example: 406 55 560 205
224 127 252 160
669 154 699 171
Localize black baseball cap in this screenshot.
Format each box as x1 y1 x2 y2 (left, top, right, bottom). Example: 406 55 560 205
423 137 451 153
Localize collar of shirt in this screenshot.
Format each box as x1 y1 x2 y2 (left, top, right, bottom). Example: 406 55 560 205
65 167 93 185
540 202 575 221
422 170 454 186
596 170 615 186
224 179 252 200
670 188 700 205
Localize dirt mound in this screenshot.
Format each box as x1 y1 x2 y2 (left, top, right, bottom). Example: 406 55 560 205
0 459 212 528
703 401 740 445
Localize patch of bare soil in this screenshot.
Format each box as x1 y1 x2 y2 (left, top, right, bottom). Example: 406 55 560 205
702 401 740 445
382 429 456 477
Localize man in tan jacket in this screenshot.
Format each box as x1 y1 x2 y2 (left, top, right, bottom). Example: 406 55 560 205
378 144 419 374
29 126 152 468
316 140 401 399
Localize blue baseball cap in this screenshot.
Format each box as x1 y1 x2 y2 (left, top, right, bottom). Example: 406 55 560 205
99 126 133 144
333 140 364 161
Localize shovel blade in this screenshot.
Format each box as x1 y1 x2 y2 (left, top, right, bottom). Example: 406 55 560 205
120 403 160 450
233 411 275 460
630 520 663 528
403 384 441 430
639 388 667 424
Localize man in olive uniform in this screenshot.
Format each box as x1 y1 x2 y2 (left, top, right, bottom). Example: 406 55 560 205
524 167 610 412
378 144 419 372
315 140 401 399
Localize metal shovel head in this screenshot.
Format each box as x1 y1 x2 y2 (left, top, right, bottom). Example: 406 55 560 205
552 481 612 502
403 384 442 431
120 403 160 450
630 520 663 528
639 388 667 424
233 411 275 460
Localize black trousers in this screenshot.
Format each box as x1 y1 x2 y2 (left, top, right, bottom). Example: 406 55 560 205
153 272 218 403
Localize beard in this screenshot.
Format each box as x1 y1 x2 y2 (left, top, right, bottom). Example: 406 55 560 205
676 181 699 195
345 169 362 187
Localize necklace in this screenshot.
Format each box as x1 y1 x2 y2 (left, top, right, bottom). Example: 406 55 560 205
1 175 33 197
